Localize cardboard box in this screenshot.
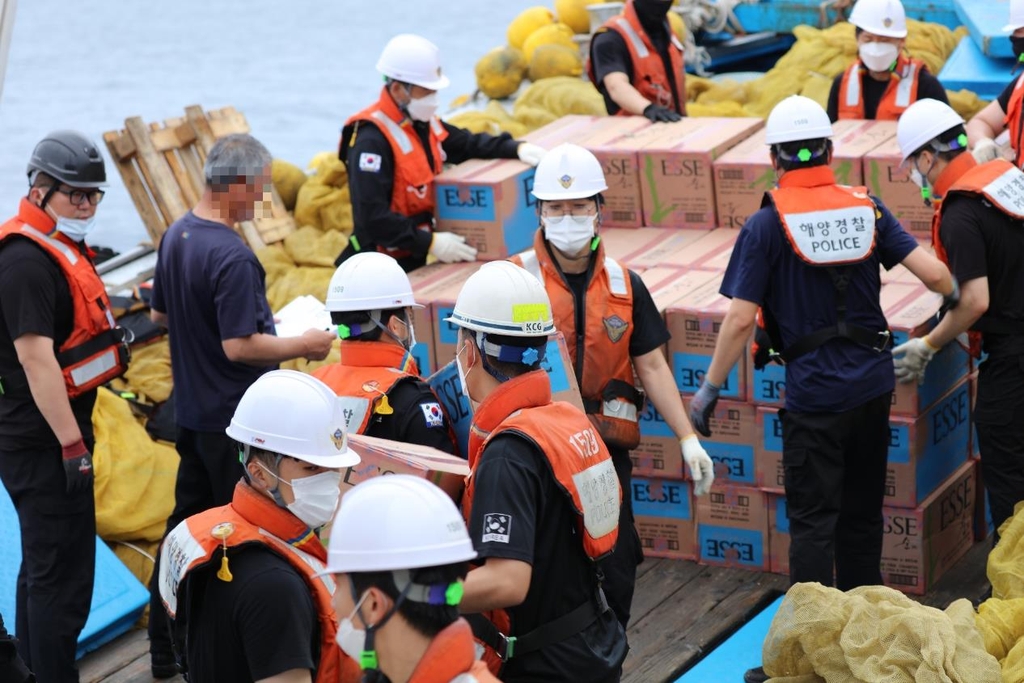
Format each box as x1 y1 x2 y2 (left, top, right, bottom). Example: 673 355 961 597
634 117 765 228
407 262 480 373
600 227 678 264
632 477 696 560
428 265 482 367
881 459 977 595
654 227 738 271
619 229 710 270
711 120 896 231
344 433 470 502
888 288 971 417
696 485 769 571
563 116 652 228
701 400 757 486
426 333 584 459
434 159 537 261
755 377 972 508
666 273 747 399
520 114 598 148
863 136 934 235
768 493 790 576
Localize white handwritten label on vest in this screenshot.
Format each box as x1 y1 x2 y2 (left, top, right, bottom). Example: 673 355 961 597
571 458 620 539
981 167 1024 218
781 206 876 264
337 397 371 433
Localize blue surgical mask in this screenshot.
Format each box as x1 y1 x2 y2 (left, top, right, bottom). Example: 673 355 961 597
48 209 97 242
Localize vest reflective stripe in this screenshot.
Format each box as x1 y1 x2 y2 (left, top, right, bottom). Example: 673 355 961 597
604 257 627 296
843 63 861 109
518 249 543 283
20 225 79 265
894 61 918 108
69 349 119 388
370 110 413 155
613 17 649 58
601 399 637 423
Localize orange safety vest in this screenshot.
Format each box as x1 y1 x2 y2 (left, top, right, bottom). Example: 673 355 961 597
836 55 925 121
588 0 686 115
0 198 129 398
510 232 642 450
313 340 420 434
1005 72 1024 171
158 482 361 683
462 371 620 674
752 166 888 367
407 619 502 683
931 155 1024 358
344 88 449 257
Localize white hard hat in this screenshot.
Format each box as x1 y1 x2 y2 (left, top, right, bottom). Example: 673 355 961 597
849 0 908 38
376 34 450 90
896 98 966 163
326 252 422 313
226 370 360 468
444 261 555 338
1004 0 1024 33
324 475 477 573
531 143 608 201
764 95 834 145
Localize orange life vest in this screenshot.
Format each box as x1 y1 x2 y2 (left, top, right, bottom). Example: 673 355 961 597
510 232 642 450
1005 72 1024 171
752 166 889 367
588 0 686 115
313 340 420 434
836 55 925 121
158 482 361 683
344 88 449 258
931 155 1024 358
461 371 620 674
0 198 130 398
407 619 502 683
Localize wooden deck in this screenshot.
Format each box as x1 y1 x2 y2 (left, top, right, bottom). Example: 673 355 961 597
78 540 991 683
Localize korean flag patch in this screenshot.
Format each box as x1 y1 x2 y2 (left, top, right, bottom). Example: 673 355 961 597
482 513 512 544
359 152 382 172
419 402 444 428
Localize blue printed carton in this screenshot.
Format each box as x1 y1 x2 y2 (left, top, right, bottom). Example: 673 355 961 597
768 494 790 576
632 477 696 560
696 484 769 571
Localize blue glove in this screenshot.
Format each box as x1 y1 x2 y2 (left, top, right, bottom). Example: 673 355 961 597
688 379 721 438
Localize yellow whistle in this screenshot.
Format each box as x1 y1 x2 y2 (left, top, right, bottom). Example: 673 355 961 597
217 553 233 582
374 394 394 415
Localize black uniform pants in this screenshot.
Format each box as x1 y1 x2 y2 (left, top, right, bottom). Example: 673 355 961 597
781 391 891 589
0 443 95 683
974 354 1024 543
597 447 643 630
148 427 242 657
0 611 34 682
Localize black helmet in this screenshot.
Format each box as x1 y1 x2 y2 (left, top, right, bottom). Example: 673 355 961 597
27 130 107 188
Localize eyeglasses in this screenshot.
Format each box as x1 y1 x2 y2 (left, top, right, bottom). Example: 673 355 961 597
51 186 105 206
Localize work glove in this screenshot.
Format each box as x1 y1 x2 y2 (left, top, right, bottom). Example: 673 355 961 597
643 103 682 123
892 336 939 385
429 232 478 263
61 439 94 494
972 137 1000 164
688 379 720 437
681 435 715 496
517 142 547 167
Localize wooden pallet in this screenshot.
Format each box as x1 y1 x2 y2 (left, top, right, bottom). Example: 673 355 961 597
102 105 295 250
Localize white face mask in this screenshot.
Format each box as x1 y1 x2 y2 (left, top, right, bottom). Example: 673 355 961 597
407 92 438 122
275 469 341 529
46 206 97 242
909 168 924 188
336 593 369 662
859 42 899 72
542 214 596 256
456 342 471 398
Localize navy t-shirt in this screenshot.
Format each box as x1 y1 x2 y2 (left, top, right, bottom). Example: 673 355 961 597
720 190 918 413
151 212 276 431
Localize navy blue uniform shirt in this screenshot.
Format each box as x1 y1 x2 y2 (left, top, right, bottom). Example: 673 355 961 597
151 212 276 431
720 167 919 412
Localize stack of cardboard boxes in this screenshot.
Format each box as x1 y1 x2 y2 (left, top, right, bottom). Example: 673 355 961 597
396 114 981 595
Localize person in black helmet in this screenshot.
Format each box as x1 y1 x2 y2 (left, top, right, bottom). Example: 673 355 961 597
0 131 130 683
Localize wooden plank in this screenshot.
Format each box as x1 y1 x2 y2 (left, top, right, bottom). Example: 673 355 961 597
184 105 215 162
102 130 166 246
630 558 706 625
78 629 149 683
99 653 183 683
150 121 200 209
124 116 189 228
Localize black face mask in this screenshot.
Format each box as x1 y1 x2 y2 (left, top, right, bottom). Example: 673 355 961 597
634 0 673 27
1013 36 1024 61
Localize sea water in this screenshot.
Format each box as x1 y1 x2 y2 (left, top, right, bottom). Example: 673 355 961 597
0 0 540 252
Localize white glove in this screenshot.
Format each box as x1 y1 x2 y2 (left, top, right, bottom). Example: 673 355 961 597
517 142 547 167
681 435 715 496
429 232 477 263
892 336 938 385
972 137 1000 164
